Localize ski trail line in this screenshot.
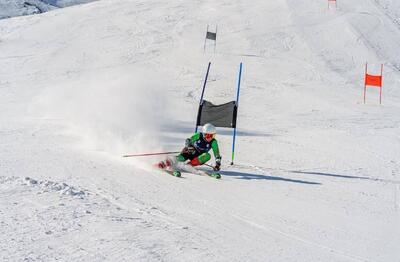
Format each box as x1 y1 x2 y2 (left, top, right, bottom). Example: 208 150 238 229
232 214 370 262
396 185 400 212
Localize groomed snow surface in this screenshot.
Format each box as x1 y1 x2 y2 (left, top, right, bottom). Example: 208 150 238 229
0 0 96 19
1 0 400 261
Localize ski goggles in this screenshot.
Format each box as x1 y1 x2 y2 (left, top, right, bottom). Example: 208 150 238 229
204 133 215 140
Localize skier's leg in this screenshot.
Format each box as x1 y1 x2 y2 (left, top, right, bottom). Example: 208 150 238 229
176 147 198 163
165 151 192 169
198 152 211 164
159 152 187 169
166 155 182 167
189 153 211 166
176 154 187 162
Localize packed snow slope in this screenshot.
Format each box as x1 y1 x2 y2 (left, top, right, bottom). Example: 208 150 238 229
0 0 96 19
1 0 400 261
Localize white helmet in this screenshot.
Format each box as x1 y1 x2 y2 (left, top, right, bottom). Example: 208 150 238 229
202 123 216 134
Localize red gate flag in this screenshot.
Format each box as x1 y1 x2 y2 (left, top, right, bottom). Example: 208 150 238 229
365 74 382 87
364 63 383 104
328 0 337 9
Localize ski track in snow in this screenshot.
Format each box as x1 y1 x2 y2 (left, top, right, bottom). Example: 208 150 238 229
232 214 368 262
0 175 219 261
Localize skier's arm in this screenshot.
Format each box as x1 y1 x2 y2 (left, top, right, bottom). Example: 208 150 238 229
211 140 222 170
185 133 201 146
211 140 220 158
184 133 201 154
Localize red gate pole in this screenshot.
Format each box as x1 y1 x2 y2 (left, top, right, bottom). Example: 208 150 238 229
364 63 367 104
380 64 383 105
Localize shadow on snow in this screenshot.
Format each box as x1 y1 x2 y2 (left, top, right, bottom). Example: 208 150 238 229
221 170 321 185
290 171 400 184
291 171 372 180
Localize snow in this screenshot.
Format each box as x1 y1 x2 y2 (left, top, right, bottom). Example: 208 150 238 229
0 0 96 19
1 0 400 261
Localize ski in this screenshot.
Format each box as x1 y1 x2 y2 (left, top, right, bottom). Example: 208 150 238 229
202 170 221 179
177 164 221 179
165 169 182 177
160 168 181 177
155 161 220 179
206 172 221 179
155 161 181 177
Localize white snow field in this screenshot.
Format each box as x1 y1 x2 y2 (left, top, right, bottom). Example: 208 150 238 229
1 0 400 261
0 0 97 19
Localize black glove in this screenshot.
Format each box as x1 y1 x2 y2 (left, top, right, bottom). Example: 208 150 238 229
214 156 221 171
185 138 191 147
183 146 196 155
187 146 196 154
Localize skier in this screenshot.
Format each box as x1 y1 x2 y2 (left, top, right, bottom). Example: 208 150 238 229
158 123 222 171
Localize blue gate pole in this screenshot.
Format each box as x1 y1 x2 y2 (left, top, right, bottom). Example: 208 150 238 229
195 62 211 133
231 62 242 165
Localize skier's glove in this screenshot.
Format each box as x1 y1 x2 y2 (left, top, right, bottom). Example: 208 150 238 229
186 146 196 155
214 156 221 171
185 138 192 147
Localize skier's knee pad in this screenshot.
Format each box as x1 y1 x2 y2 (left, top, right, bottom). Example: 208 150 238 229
189 158 201 166
176 154 186 162
198 153 211 164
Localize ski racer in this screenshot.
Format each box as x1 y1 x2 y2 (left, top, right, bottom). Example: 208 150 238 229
159 123 222 171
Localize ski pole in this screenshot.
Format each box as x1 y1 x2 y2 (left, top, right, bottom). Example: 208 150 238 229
123 151 180 158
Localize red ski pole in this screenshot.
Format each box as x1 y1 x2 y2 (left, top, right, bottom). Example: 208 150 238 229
122 151 180 158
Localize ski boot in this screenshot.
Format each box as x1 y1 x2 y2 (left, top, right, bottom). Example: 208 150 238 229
157 158 174 170
157 161 167 169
